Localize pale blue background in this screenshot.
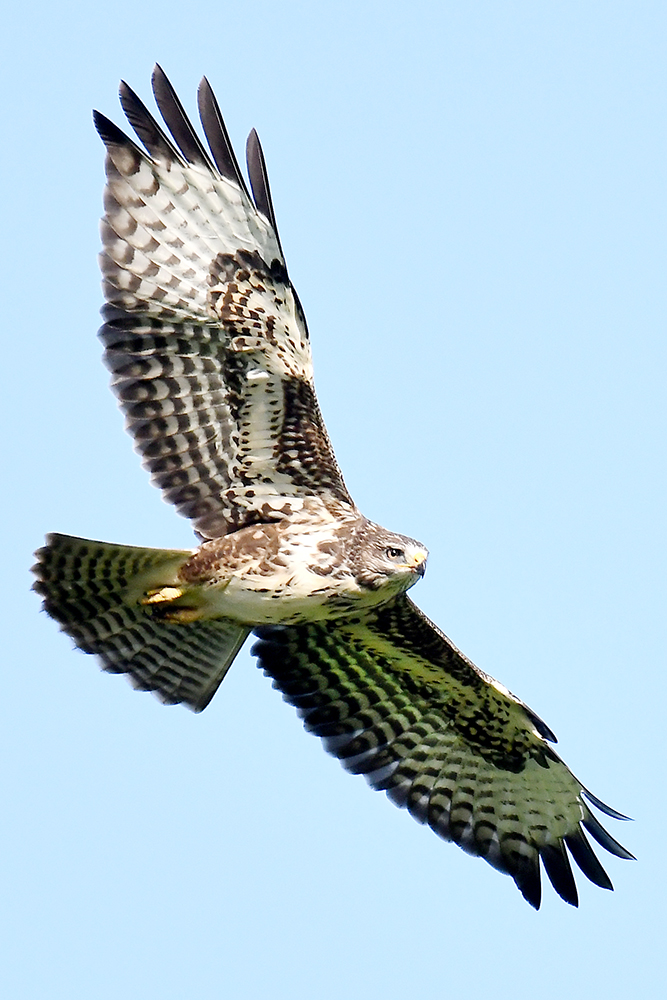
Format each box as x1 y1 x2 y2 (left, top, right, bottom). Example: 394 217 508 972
3 2 665 997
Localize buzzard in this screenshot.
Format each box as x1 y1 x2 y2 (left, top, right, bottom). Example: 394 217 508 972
33 67 633 909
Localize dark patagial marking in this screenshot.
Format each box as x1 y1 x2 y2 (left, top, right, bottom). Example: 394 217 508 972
208 248 289 322
276 376 349 499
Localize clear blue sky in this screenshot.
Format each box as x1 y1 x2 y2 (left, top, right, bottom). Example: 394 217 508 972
3 2 664 997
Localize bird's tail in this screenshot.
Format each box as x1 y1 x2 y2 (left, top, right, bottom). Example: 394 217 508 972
32 533 249 712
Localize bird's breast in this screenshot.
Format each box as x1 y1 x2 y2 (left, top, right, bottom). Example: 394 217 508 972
177 505 381 625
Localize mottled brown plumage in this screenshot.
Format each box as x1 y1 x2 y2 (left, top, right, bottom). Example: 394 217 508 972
33 66 632 910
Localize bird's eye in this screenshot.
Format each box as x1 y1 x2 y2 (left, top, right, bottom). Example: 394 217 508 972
386 547 405 560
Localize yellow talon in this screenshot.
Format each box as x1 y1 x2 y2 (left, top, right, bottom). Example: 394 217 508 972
141 586 185 605
140 586 203 623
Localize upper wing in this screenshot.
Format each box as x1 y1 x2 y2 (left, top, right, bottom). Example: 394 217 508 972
96 66 352 538
252 595 633 908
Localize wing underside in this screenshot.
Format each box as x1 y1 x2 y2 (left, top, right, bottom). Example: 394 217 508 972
252 595 633 908
95 67 351 538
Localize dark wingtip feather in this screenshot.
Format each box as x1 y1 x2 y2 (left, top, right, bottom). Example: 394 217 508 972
246 129 284 257
583 788 632 821
119 79 180 162
197 76 250 198
541 842 579 906
513 855 542 910
582 809 636 861
565 829 614 890
523 704 558 743
93 109 136 150
151 64 214 169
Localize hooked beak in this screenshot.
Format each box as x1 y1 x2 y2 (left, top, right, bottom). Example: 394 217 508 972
410 549 428 578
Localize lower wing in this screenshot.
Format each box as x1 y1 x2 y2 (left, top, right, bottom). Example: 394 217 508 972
252 594 633 908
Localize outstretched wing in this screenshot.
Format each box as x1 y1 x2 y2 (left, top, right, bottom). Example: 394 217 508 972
252 595 633 908
96 66 352 539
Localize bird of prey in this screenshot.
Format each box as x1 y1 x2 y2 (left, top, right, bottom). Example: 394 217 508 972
33 66 633 909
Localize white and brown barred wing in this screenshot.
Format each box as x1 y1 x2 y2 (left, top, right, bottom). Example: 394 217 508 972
96 66 351 539
252 595 633 908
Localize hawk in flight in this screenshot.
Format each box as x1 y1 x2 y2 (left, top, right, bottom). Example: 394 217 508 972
33 67 633 909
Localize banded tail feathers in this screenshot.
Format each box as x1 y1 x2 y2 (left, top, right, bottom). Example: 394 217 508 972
33 533 250 712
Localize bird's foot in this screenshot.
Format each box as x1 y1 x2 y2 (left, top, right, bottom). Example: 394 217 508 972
140 587 203 623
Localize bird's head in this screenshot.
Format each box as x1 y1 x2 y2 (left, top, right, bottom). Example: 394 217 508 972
353 522 428 593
